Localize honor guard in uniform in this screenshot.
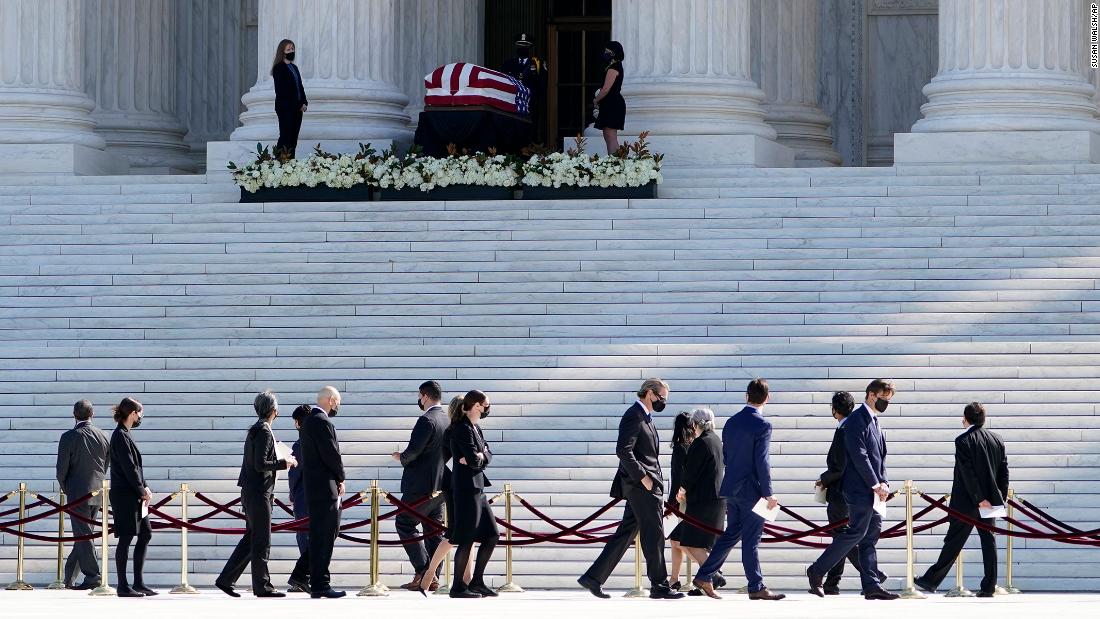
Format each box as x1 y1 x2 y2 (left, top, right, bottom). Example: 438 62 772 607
501 33 547 143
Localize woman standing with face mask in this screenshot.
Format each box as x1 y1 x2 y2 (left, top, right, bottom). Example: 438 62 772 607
109 397 154 597
271 38 308 159
447 390 499 598
593 40 626 154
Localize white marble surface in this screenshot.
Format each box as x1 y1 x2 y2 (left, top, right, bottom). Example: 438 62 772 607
0 144 128 176
895 130 1100 164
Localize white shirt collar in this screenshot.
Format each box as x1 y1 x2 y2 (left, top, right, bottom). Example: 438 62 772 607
635 399 652 415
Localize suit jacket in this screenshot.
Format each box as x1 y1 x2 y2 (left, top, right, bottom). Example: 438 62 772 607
300 407 345 503
840 404 888 505
56 421 110 497
399 405 449 495
818 421 847 504
273 62 307 110
718 406 773 503
951 426 1009 509
610 402 664 499
681 429 723 503
237 419 288 496
288 440 306 509
109 425 146 501
450 418 492 492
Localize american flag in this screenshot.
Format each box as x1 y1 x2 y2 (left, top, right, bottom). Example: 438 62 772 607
424 63 530 115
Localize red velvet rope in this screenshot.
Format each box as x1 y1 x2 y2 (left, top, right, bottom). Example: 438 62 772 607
0 498 49 523
34 494 103 527
1013 498 1100 541
920 494 1100 545
0 492 95 528
194 493 247 520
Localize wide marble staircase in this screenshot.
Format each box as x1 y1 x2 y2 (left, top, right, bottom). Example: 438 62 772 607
2 163 1100 591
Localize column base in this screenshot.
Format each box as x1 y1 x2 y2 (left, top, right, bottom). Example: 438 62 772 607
206 139 400 182
894 131 1100 164
0 144 129 175
569 134 794 168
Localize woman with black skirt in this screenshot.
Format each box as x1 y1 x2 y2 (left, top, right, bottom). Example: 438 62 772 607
593 40 626 154
109 397 155 597
676 409 726 575
271 38 308 159
418 396 473 596
666 411 693 589
447 390 499 598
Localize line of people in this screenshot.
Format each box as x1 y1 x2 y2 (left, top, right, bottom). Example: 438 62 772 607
53 377 1009 599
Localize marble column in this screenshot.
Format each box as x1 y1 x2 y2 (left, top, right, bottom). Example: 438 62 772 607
398 0 484 126
896 0 1100 163
176 0 246 171
0 0 126 174
230 0 412 147
84 0 193 172
612 0 793 167
752 0 841 166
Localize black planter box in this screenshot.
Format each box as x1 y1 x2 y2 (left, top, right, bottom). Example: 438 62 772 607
520 181 657 200
377 185 517 201
239 184 373 203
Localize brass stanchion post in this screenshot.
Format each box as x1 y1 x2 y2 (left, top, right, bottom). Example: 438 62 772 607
623 532 647 598
358 481 389 596
497 484 524 593
899 480 926 599
47 491 68 589
944 552 975 597
434 505 451 596
5 483 33 590
170 483 198 594
684 556 694 592
1003 488 1021 594
89 480 116 596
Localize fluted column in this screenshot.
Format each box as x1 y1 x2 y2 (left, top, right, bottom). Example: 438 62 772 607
752 0 840 166
612 0 791 167
85 0 193 172
896 0 1100 163
0 0 103 149
398 0 484 125
177 0 246 171
231 0 412 144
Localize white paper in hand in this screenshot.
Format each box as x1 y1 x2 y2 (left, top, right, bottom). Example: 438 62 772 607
813 485 827 505
140 499 149 519
752 498 780 522
663 514 679 538
873 494 888 517
274 440 292 461
979 504 1008 519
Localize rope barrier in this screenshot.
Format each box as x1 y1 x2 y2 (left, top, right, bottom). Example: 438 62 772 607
919 493 1100 545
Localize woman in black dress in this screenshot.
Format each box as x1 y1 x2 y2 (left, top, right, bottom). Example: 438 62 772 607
271 38 308 159
666 411 693 589
593 40 626 154
109 397 155 597
447 390 500 598
677 409 726 570
418 396 473 596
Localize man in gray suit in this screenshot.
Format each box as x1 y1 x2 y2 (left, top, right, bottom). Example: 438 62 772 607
56 400 110 589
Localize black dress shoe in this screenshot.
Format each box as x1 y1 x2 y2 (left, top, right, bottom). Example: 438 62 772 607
649 585 685 600
687 588 704 596
807 566 825 597
864 588 900 600
577 575 610 599
256 589 286 598
215 581 240 598
117 586 145 598
311 588 346 599
287 578 311 594
877 570 889 584
73 580 100 591
748 587 786 601
823 586 840 596
670 580 681 591
713 574 727 589
912 577 937 594
133 585 158 596
449 587 482 599
469 583 498 597
976 590 995 598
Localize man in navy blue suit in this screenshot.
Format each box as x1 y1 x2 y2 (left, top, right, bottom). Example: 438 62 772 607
807 379 899 600
691 379 785 600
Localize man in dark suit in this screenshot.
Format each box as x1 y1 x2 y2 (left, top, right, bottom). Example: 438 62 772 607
392 380 449 591
578 378 684 600
692 379 785 600
300 385 346 598
216 391 297 597
287 404 313 593
56 400 110 589
808 379 899 600
914 402 1009 597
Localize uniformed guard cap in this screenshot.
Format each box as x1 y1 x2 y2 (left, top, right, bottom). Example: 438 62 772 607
515 33 533 47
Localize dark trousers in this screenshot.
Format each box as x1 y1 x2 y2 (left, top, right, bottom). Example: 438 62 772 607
65 503 100 584
275 107 303 158
695 499 767 592
810 500 883 593
217 491 275 592
919 508 998 593
824 499 864 588
583 486 668 586
307 498 340 591
396 492 445 576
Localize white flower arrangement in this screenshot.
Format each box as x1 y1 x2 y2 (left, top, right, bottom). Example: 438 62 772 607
521 132 663 189
229 143 377 193
371 147 520 192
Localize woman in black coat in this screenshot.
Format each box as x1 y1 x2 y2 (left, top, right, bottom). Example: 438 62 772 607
666 411 693 589
676 409 726 565
271 38 308 158
417 396 473 595
447 390 499 598
109 397 155 597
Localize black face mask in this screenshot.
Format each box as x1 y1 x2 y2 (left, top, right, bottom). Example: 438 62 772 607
516 47 529 59
601 51 614 63
651 397 666 413
328 404 338 417
417 397 425 411
131 415 143 429
480 404 491 419
285 51 296 61
873 398 889 413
